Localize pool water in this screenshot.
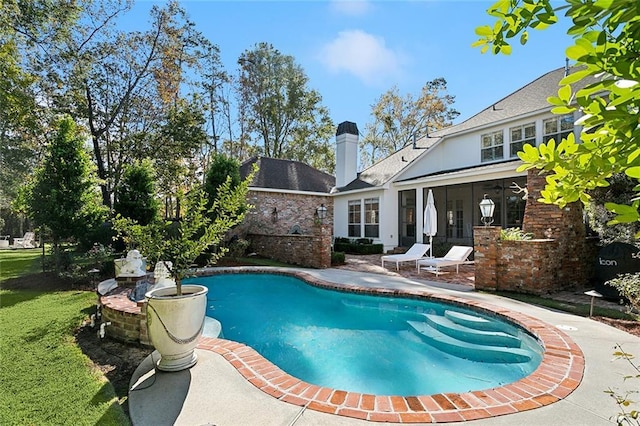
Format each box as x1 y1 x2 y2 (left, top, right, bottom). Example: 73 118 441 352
195 273 543 396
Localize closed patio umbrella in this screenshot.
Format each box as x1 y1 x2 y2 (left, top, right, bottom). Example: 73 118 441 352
423 189 437 258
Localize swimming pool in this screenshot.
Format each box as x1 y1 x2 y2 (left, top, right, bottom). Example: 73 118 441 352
195 273 543 396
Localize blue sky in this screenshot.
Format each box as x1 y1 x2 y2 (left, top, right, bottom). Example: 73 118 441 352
126 0 573 132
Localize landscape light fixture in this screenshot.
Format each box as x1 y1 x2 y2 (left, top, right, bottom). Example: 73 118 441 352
316 204 327 222
479 194 495 226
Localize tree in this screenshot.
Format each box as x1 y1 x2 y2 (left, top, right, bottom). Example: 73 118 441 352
28 116 106 271
474 0 640 231
237 42 335 172
0 41 40 201
361 79 459 167
113 164 256 295
114 160 159 225
0 0 82 212
153 98 209 219
204 153 241 207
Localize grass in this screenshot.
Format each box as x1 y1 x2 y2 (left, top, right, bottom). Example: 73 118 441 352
235 256 293 267
493 290 638 320
0 248 43 280
0 249 129 425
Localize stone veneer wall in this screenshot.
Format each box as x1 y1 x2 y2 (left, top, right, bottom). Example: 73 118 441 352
249 224 332 269
474 169 597 294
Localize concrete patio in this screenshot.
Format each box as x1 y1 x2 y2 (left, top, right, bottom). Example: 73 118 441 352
129 267 640 425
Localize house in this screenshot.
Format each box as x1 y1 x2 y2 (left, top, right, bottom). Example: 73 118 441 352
332 66 591 253
238 156 334 268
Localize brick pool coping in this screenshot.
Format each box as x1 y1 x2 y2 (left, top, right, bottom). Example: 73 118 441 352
194 268 585 423
101 267 584 422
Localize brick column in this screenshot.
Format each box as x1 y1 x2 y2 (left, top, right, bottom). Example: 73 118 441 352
523 169 589 288
474 226 500 291
314 223 332 269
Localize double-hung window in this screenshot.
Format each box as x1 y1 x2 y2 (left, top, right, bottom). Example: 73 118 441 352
364 198 379 238
348 200 361 237
481 130 504 162
509 123 535 157
543 113 574 143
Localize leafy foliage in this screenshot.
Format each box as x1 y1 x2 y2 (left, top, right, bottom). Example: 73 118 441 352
237 42 335 173
500 227 533 241
475 0 640 233
607 273 640 314
586 174 640 245
114 159 159 225
605 344 640 426
204 153 241 211
27 116 106 269
113 165 256 294
361 79 459 167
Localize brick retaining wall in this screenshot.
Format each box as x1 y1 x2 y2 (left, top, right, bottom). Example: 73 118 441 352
99 288 150 345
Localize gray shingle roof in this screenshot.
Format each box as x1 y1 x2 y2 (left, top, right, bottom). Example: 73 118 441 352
432 66 593 137
336 66 593 193
240 157 335 193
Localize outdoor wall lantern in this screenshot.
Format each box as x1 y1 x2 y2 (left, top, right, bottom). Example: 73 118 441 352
479 194 495 226
316 204 328 223
271 207 278 222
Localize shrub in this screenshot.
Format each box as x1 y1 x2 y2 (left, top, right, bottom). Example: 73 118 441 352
334 238 383 254
331 251 346 265
227 237 250 259
114 160 158 225
607 273 640 314
500 227 533 241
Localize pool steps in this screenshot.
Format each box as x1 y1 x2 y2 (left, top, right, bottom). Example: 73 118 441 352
444 310 511 332
407 310 532 364
422 313 521 348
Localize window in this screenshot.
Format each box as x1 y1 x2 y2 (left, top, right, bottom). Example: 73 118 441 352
509 123 535 157
364 198 379 238
543 113 574 143
348 200 361 237
481 130 504 162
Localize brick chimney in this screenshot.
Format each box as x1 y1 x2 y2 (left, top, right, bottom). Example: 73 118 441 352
335 121 359 187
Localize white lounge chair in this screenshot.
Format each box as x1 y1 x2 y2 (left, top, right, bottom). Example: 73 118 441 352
381 243 431 271
417 245 473 276
12 232 36 249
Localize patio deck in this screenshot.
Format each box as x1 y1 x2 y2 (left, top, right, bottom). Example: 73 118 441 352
129 265 640 425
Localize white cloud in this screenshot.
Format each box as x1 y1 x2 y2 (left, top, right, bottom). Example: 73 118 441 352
329 0 372 16
318 30 405 86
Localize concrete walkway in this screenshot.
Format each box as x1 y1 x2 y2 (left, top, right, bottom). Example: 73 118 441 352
129 268 640 425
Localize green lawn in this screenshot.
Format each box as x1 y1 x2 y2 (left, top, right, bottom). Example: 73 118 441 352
0 248 43 280
0 250 129 425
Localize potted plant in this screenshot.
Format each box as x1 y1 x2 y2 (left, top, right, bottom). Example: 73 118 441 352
113 172 253 371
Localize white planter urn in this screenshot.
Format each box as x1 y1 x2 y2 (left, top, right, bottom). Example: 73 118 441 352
145 284 208 372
